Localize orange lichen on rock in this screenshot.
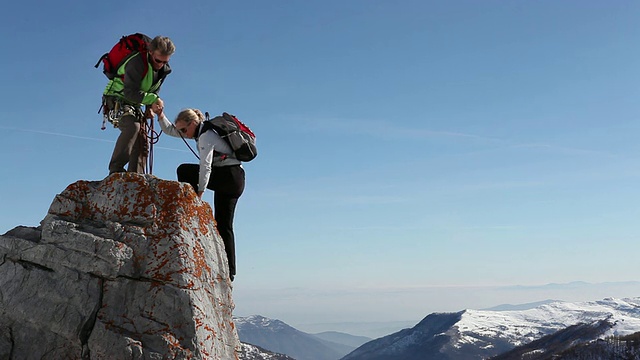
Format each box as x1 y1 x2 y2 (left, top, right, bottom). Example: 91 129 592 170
48 180 92 219
192 241 212 278
38 173 239 358
162 333 195 358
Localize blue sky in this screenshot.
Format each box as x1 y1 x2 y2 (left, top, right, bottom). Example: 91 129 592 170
1 1 640 332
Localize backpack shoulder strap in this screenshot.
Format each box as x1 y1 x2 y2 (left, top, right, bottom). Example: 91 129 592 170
196 120 215 139
141 52 149 78
117 52 148 80
133 34 151 77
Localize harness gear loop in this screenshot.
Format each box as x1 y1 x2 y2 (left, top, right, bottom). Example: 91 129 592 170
100 96 138 129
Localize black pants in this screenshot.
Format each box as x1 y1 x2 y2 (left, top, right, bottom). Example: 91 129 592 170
177 163 245 277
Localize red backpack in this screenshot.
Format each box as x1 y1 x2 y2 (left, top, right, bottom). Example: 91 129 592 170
94 33 151 80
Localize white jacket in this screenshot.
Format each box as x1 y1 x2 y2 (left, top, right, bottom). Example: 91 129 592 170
157 114 241 193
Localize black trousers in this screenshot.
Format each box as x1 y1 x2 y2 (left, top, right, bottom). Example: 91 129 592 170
177 163 245 277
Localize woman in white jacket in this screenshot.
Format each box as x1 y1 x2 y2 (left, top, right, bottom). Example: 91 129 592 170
154 106 245 281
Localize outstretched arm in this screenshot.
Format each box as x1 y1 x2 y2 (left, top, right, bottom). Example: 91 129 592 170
154 108 181 138
197 132 217 199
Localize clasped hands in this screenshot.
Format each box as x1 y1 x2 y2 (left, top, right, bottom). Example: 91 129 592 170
146 98 165 119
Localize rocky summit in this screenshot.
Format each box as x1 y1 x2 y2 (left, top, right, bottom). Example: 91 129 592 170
0 173 240 359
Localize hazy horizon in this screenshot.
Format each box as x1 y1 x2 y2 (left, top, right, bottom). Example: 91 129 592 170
234 280 640 337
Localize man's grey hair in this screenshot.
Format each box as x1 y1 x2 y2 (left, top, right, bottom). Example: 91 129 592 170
149 36 175 56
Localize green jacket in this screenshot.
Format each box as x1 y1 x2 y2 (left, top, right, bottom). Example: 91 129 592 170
103 52 172 106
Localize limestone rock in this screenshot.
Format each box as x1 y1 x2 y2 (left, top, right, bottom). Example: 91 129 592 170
0 173 240 359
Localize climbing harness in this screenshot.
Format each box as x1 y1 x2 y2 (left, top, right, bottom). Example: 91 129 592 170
98 96 141 130
98 96 162 174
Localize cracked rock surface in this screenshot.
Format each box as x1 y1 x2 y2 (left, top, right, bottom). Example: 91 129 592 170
0 173 240 359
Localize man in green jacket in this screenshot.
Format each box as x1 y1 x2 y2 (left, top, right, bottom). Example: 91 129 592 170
104 35 175 174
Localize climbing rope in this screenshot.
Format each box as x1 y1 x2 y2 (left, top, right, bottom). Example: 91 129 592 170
176 111 211 161
99 96 163 175
144 116 162 174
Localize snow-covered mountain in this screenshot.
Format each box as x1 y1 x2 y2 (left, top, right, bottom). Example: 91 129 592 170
234 315 361 360
341 297 640 360
491 319 627 359
239 342 296 360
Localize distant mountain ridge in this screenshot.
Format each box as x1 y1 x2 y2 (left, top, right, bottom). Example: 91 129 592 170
312 331 371 349
235 297 640 360
481 299 560 311
341 297 640 360
235 315 367 360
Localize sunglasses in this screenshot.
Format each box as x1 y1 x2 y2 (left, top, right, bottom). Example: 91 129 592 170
177 122 192 134
151 56 169 65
